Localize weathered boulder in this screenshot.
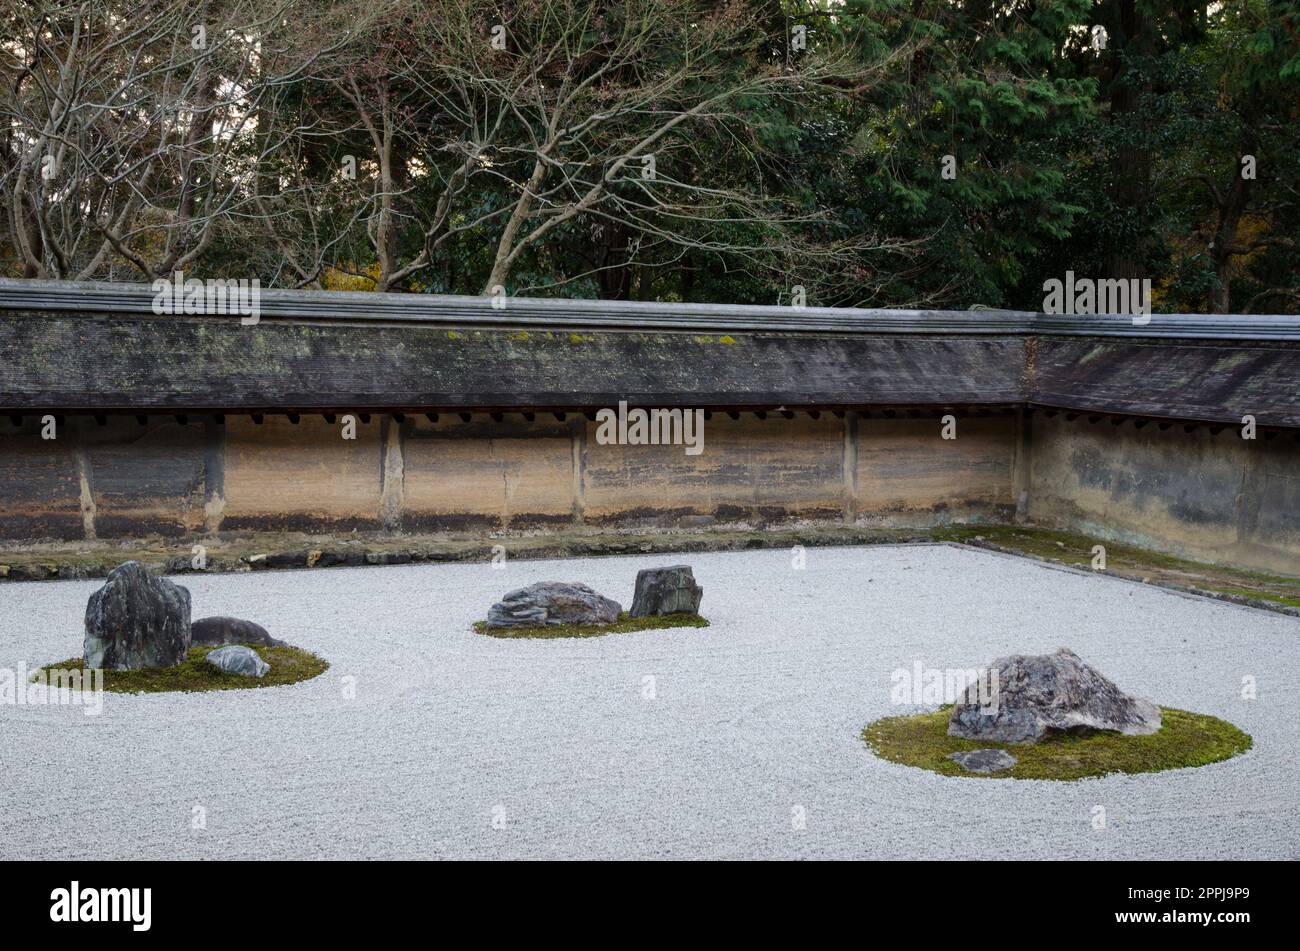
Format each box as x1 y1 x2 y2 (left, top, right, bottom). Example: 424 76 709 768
84 562 191 669
629 565 703 617
948 647 1161 744
206 645 269 678
191 616 285 648
486 582 622 628
947 749 1018 774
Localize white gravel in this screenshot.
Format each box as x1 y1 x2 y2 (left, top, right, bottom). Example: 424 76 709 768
1 543 1297 860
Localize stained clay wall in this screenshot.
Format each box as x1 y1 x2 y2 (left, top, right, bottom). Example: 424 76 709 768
1027 413 1300 575
3 409 1297 576
0 412 1017 538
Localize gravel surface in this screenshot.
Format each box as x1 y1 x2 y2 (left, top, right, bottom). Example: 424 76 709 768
1 543 1296 860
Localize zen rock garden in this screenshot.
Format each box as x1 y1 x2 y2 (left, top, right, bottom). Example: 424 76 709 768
5 543 1283 861
482 565 705 636
46 555 1254 785
38 560 325 693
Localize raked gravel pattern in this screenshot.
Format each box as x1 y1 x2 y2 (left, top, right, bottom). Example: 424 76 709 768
1 543 1296 860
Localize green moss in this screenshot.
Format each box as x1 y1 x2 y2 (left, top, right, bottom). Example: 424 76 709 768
935 524 1300 610
1215 588 1300 609
863 706 1251 781
31 644 328 694
474 611 709 639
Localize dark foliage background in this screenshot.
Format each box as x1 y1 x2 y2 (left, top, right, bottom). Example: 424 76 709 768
2 0 1296 312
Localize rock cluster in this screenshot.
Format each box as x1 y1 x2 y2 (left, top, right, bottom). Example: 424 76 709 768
83 562 281 677
485 565 708 629
948 647 1161 744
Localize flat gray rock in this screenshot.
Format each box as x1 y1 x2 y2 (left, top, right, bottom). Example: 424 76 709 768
948 749 1018 773
191 616 285 648
630 565 703 617
205 645 269 678
948 647 1162 744
486 581 622 628
84 561 191 669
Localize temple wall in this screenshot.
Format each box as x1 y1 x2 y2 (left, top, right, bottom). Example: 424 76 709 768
1027 413 1300 576
220 415 384 532
582 415 846 525
400 415 576 531
3 410 1298 576
853 416 1018 525
0 412 1016 538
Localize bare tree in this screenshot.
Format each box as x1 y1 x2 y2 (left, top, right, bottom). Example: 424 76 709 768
0 0 357 282
313 0 914 297
1 0 914 300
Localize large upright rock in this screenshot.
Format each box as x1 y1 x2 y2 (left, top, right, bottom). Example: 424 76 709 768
630 565 703 617
84 562 191 669
948 647 1161 744
486 582 622 628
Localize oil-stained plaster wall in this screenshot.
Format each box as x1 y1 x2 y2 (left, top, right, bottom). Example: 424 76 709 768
0 411 1017 539
854 417 1018 526
401 414 576 531
1027 413 1300 575
2 410 1297 575
220 414 384 532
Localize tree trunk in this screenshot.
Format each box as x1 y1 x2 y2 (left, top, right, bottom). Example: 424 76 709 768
1103 0 1150 284
1209 132 1257 314
484 159 548 293
596 219 632 300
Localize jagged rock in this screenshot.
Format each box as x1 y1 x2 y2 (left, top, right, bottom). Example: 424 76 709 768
948 647 1161 744
84 561 191 669
947 749 1018 773
486 582 622 628
205 645 269 678
191 616 285 648
630 565 703 617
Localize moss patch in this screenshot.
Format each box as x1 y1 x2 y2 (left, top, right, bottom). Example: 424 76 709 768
32 644 328 694
474 611 709 639
935 524 1300 611
863 706 1251 781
